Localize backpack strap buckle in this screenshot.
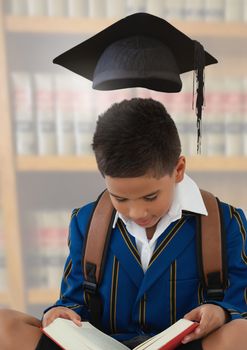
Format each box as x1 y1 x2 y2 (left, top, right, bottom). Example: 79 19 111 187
206 288 225 301
83 280 97 295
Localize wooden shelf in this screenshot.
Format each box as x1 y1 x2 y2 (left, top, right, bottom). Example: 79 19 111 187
5 16 114 34
4 16 247 38
16 155 97 172
16 155 247 172
186 156 247 172
28 288 59 304
0 291 10 305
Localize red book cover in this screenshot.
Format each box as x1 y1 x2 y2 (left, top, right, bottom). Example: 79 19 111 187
41 328 66 350
158 322 199 350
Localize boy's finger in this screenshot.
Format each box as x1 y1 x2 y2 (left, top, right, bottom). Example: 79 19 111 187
42 316 54 328
65 310 81 326
183 312 201 323
72 318 82 327
181 328 202 344
198 312 210 335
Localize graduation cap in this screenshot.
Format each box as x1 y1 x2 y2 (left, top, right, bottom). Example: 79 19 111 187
53 12 218 153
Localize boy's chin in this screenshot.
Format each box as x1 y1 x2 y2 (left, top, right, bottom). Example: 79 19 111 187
135 216 158 228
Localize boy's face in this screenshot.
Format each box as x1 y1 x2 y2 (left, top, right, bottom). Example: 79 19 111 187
105 156 186 229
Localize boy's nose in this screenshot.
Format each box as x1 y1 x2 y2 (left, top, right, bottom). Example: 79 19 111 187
128 207 148 221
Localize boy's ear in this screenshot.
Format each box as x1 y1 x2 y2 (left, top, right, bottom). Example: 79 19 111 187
174 156 186 183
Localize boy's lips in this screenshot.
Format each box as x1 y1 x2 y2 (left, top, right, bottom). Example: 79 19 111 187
135 218 153 226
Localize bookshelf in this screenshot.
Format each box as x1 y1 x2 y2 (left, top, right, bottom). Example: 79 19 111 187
0 1 247 312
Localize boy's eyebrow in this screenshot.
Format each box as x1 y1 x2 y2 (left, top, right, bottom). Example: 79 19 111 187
109 190 160 199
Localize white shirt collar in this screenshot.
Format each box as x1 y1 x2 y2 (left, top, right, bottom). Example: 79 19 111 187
112 173 208 230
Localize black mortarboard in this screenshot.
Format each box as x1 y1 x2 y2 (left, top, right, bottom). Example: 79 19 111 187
53 12 218 153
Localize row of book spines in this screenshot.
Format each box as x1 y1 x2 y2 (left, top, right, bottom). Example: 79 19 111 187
0 209 70 291
11 72 247 117
5 0 247 22
27 210 70 289
14 118 247 157
11 72 247 157
11 72 130 156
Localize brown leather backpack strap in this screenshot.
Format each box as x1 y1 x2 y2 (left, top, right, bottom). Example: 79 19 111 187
198 189 227 300
82 189 116 329
83 189 115 284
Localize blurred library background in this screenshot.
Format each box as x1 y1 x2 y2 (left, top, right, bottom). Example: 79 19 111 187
0 0 247 318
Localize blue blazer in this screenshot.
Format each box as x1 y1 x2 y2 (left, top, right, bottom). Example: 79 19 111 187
45 199 247 341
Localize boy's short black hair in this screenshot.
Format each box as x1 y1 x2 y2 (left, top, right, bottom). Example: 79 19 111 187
92 98 181 178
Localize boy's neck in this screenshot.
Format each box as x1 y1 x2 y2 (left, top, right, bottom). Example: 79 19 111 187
146 225 157 240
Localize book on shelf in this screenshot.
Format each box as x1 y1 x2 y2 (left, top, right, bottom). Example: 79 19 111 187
34 73 57 155
224 77 243 156
244 1 247 22
105 0 125 18
11 72 36 155
204 77 226 156
8 0 28 15
88 0 106 18
6 0 247 21
162 0 184 21
150 76 196 156
224 0 242 22
26 0 47 16
146 0 165 18
55 74 76 155
203 0 225 21
28 210 69 289
47 0 66 17
243 78 247 156
72 79 94 156
67 0 88 18
126 0 146 15
42 317 199 350
183 0 204 21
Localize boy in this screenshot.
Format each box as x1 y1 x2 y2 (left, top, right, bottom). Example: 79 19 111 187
0 98 246 350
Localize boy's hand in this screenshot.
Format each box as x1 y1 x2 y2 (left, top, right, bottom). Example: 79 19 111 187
181 304 229 344
42 306 82 328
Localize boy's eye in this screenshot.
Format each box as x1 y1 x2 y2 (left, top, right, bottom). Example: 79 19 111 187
114 195 158 202
115 197 127 202
144 195 157 201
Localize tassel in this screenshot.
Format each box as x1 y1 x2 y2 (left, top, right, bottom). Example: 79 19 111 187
194 40 205 154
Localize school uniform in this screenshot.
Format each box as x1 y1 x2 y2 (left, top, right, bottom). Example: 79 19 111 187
43 10 241 350
43 174 247 344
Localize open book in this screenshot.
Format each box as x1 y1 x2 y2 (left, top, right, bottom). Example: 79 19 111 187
42 318 198 350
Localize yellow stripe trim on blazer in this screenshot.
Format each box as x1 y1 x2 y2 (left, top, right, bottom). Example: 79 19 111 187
229 205 234 219
232 208 247 264
149 217 187 268
62 259 72 289
170 260 177 325
139 294 146 329
110 256 119 333
198 281 204 305
68 304 82 310
117 220 142 266
71 208 80 219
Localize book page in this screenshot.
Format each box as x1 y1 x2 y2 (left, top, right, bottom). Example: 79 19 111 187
43 318 129 350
